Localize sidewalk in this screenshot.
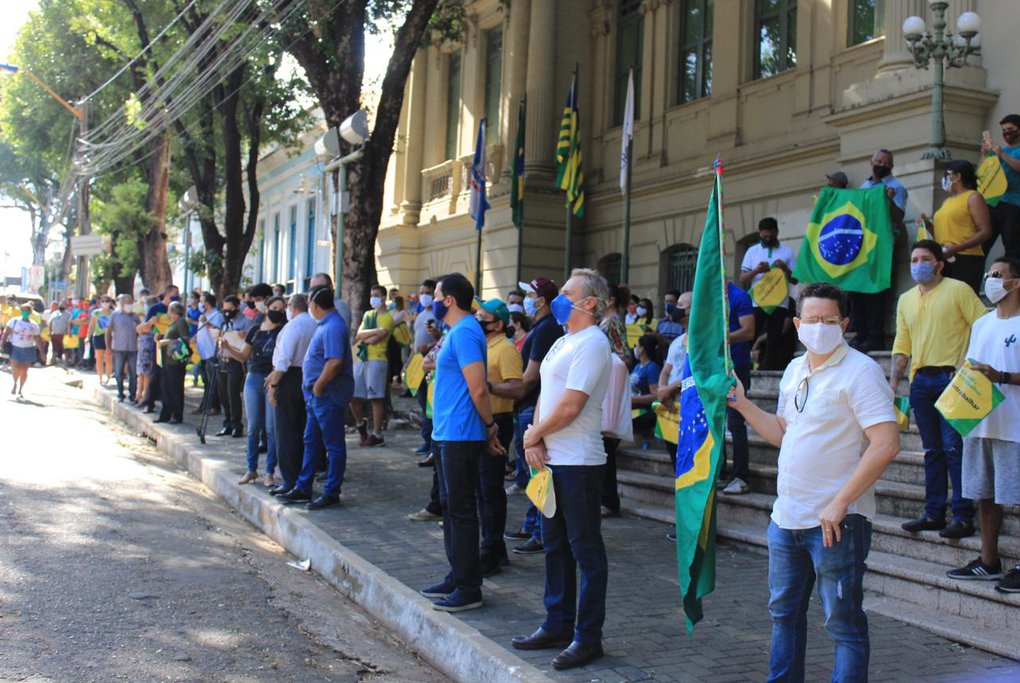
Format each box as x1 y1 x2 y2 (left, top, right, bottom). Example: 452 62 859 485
89 379 1020 683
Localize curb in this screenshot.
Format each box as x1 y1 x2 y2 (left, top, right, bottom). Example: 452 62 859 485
91 386 553 683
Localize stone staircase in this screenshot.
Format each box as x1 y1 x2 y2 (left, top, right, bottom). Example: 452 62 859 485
615 351 1020 660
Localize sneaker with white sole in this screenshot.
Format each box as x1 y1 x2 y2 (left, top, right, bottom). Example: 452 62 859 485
505 483 526 495
420 578 456 598
995 564 1020 593
407 508 442 521
431 588 483 612
947 556 1002 581
722 477 750 495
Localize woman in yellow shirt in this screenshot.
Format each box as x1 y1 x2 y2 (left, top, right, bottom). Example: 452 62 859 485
922 159 992 293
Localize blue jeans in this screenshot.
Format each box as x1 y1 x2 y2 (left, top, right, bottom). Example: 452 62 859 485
434 440 485 593
541 465 608 646
910 371 973 522
243 372 276 474
295 393 348 496
767 516 871 683
514 406 542 540
479 414 513 561
112 350 137 400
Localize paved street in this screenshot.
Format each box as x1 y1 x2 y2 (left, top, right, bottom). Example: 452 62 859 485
0 367 443 682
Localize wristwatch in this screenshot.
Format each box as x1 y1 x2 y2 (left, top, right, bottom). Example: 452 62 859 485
486 420 495 429
999 371 1012 385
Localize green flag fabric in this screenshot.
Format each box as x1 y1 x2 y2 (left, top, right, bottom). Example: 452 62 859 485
792 186 894 293
510 97 526 228
555 75 584 217
674 159 731 634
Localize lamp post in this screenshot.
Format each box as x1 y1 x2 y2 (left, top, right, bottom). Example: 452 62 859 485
178 186 199 294
902 3 981 161
321 110 370 294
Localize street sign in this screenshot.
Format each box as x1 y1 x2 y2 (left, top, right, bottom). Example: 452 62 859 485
50 280 67 290
70 234 104 256
28 265 44 291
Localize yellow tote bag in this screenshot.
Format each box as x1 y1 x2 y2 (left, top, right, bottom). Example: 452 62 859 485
751 267 789 314
935 361 1005 436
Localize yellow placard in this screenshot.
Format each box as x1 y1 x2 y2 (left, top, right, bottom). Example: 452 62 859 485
751 267 789 314
654 402 680 444
626 322 643 349
392 321 412 346
63 334 79 349
154 313 171 335
978 154 1008 207
935 361 1006 436
526 466 557 518
403 353 425 394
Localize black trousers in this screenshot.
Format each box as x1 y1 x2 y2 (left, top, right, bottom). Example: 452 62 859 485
274 367 306 488
200 358 221 411
988 200 1020 259
755 308 788 371
145 363 162 411
601 437 621 514
218 361 245 432
850 289 889 351
944 254 986 295
158 363 186 422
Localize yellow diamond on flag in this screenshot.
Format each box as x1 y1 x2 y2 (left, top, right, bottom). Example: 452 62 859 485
805 201 878 280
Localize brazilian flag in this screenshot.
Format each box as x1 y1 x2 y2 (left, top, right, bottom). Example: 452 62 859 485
792 186 894 293
674 159 731 634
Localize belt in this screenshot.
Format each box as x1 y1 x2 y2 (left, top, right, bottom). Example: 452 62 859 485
915 365 955 375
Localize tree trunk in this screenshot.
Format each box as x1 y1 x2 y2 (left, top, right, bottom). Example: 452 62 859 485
31 204 47 266
137 133 173 292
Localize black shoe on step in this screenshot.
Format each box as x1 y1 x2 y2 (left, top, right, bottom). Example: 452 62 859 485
511 628 572 651
278 489 311 504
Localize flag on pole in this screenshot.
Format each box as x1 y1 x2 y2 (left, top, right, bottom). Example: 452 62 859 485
555 75 585 217
791 186 895 293
510 98 526 228
674 158 730 634
619 68 634 194
469 118 490 231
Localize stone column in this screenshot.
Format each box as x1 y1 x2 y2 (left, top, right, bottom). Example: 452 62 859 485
878 0 926 71
524 0 557 178
399 50 427 226
503 0 530 175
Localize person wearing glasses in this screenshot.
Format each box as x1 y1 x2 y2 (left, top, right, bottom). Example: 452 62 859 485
890 240 988 540
728 282 900 683
946 256 1020 590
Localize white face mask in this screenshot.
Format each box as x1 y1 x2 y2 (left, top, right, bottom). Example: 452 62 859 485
633 346 641 361
419 294 434 308
255 300 267 313
984 277 1011 304
370 296 383 309
507 302 524 314
636 306 648 317
797 322 844 355
941 176 953 192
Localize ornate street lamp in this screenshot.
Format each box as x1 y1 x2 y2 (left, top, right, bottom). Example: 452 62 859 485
903 3 981 161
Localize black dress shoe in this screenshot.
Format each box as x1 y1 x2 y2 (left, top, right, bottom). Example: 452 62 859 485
901 516 946 533
153 418 169 423
511 628 572 651
417 455 435 468
552 641 604 670
216 427 232 437
307 494 341 510
169 418 183 424
940 519 975 539
231 429 244 438
269 485 292 497
144 406 156 414
278 488 311 504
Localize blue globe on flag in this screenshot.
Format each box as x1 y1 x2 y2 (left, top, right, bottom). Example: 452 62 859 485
818 213 864 266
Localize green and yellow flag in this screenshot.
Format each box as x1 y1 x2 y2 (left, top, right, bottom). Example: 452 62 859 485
792 186 894 293
935 361 1006 436
511 97 526 228
978 154 1007 207
894 396 911 432
555 75 584 218
674 159 731 634
750 266 789 315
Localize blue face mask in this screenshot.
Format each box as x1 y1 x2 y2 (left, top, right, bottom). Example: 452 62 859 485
170 295 181 302
910 261 937 285
664 302 676 316
432 298 449 322
523 296 538 317
551 294 594 326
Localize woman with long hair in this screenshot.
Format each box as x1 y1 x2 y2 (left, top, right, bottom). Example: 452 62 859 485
922 159 993 293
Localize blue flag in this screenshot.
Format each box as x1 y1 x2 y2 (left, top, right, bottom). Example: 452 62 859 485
469 119 490 231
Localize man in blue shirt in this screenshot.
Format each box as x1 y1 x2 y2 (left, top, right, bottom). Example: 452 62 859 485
982 114 1020 260
279 286 355 510
655 289 684 344
420 273 503 613
720 281 757 496
855 148 908 353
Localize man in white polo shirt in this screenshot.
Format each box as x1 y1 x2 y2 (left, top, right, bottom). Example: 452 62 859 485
740 217 796 370
511 268 612 671
729 282 900 682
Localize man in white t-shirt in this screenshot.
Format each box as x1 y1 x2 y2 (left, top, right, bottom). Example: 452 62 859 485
948 256 1020 591
729 283 899 681
740 217 797 370
511 268 611 671
657 292 691 459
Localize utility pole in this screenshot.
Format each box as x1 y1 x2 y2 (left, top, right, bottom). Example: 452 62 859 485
75 99 91 299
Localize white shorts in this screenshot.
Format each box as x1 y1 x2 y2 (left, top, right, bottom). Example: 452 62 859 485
354 359 388 399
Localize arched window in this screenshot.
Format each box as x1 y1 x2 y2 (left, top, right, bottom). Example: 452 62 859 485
661 244 698 294
598 253 622 286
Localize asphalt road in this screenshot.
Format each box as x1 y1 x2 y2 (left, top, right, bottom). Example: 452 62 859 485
0 366 444 683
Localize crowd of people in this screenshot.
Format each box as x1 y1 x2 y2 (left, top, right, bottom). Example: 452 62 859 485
3 128 1020 677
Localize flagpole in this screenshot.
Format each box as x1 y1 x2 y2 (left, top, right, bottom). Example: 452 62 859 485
715 156 733 377
564 64 578 281
515 95 526 286
475 221 483 294
621 68 634 284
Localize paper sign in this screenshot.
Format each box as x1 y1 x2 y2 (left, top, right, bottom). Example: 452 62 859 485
154 313 171 336
935 361 1005 436
653 401 680 444
526 466 557 518
978 154 1007 207
751 267 788 314
403 353 425 395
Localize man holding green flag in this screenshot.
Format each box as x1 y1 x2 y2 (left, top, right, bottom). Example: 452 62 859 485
729 282 900 681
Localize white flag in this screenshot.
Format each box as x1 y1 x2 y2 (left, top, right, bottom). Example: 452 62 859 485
619 68 634 194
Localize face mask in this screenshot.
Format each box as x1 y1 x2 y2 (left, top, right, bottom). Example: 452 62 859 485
370 296 383 309
664 302 676 315
507 302 524 314
636 306 648 317
432 298 449 321
479 320 499 335
872 165 891 180
285 307 294 321
910 261 937 285
267 309 287 324
760 236 777 248
797 322 844 355
21 311 30 320
419 294 434 308
633 346 641 361
984 277 1011 304
170 295 181 303
550 294 592 326
255 300 267 313
1004 130 1019 145
941 176 953 192
223 309 237 320
121 304 131 312
523 297 538 317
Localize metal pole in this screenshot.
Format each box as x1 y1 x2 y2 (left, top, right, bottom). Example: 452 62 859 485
328 148 365 294
183 214 192 294
622 135 633 283
75 100 90 299
475 227 482 294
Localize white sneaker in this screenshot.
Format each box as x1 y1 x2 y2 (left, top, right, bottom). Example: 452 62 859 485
506 483 526 495
722 477 750 495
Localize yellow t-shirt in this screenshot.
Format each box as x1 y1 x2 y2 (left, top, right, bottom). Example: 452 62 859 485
934 190 984 256
891 277 988 381
487 334 523 415
361 310 394 362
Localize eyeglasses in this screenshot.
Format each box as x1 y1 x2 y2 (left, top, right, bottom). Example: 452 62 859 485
793 376 810 413
797 316 842 325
